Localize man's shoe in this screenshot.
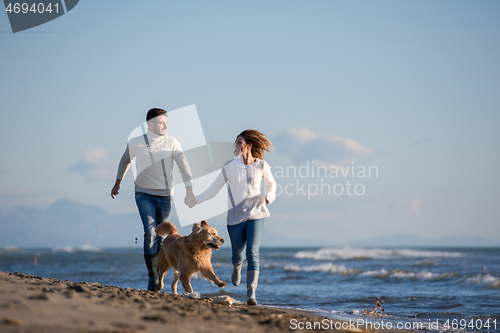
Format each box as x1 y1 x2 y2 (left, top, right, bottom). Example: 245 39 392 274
144 256 159 291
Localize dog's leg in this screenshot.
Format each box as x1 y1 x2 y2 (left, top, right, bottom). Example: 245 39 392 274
171 270 180 295
179 273 194 294
157 255 169 292
158 264 169 291
200 267 227 289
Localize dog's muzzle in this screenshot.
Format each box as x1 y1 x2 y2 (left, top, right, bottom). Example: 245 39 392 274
208 237 224 250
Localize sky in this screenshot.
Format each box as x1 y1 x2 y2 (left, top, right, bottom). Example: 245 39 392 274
1 0 499 246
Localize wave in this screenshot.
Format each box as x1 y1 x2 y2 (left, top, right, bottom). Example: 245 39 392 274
358 268 390 278
286 263 456 281
52 245 101 253
390 270 454 280
413 261 436 267
464 274 500 290
285 263 359 275
80 244 101 252
360 268 458 280
294 247 462 261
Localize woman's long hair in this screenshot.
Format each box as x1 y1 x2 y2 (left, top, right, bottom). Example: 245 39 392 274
234 129 272 160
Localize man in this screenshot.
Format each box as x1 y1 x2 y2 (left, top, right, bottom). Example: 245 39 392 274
111 108 196 291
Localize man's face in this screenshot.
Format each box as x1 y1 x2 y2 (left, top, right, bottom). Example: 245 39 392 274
148 115 168 136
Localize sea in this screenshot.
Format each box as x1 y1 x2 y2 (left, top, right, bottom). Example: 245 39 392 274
1 246 499 332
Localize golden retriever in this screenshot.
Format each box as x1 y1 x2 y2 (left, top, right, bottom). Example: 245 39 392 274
155 220 226 294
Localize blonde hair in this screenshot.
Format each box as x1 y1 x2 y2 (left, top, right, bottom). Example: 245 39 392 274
235 129 272 160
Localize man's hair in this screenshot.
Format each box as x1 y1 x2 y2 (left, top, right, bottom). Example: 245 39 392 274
146 108 167 122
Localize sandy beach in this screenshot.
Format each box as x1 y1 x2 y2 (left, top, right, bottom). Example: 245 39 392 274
0 270 417 333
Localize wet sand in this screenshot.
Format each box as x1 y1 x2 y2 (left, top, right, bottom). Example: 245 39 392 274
0 271 414 333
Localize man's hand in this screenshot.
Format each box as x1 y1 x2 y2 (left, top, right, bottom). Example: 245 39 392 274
184 186 196 208
111 179 121 199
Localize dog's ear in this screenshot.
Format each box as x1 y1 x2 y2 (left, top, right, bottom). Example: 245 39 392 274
201 220 208 227
192 223 202 233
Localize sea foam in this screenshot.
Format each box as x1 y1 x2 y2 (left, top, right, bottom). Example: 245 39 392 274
358 269 453 280
285 263 452 280
52 245 101 253
465 274 500 289
284 263 358 275
295 247 462 261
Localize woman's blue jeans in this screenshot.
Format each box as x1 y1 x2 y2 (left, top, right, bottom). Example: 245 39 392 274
135 192 171 259
227 219 264 271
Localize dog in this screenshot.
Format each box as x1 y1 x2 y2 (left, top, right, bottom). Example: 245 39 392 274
154 220 226 294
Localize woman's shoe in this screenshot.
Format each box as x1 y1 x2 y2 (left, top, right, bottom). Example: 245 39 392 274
232 263 242 286
247 299 257 306
246 270 259 305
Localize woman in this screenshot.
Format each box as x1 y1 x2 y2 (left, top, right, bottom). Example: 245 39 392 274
193 129 276 306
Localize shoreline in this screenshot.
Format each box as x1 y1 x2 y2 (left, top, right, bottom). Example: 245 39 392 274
0 271 415 333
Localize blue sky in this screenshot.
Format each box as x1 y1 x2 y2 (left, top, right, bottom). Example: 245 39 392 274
1 1 499 245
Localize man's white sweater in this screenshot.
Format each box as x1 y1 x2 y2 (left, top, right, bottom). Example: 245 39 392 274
196 157 276 225
116 130 193 196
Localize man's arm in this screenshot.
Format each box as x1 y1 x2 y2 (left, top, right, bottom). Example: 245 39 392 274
111 179 121 199
175 154 195 207
171 138 195 207
111 144 132 199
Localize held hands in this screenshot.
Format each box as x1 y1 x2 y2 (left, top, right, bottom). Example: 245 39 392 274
184 186 197 208
184 194 196 208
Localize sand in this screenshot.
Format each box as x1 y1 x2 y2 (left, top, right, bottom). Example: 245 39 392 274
0 271 413 333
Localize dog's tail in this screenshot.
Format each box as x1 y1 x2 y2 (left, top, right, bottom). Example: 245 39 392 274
155 222 177 236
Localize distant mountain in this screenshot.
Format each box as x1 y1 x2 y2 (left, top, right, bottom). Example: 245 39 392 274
0 199 143 248
1 199 498 249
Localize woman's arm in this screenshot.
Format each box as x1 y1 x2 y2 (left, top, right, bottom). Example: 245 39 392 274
263 161 277 204
195 168 228 204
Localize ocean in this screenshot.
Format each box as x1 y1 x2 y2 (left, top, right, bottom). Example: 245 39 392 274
1 246 499 332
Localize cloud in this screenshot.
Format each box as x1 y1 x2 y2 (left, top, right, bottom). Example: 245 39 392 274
272 128 375 166
0 166 4 174
70 147 119 182
410 199 424 214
